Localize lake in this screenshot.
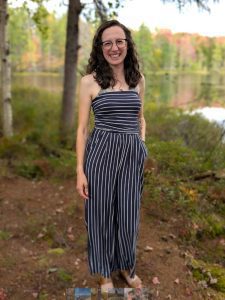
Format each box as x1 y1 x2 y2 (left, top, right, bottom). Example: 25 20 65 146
12 72 225 109
10 72 225 127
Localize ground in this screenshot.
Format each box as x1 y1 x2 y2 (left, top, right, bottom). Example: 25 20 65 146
0 175 217 299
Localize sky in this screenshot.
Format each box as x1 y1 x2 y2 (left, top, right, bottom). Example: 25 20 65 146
12 0 225 37
118 0 225 37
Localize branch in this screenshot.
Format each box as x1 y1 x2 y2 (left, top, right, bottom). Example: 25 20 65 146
161 0 219 12
93 0 108 22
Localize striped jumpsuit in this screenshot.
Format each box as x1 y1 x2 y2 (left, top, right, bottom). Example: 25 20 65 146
83 88 148 279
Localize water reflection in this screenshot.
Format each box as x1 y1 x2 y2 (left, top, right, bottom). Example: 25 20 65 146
12 73 64 93
10 73 225 109
146 73 225 109
191 107 225 128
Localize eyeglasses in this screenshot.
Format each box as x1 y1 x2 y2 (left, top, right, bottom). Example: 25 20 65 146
101 39 127 50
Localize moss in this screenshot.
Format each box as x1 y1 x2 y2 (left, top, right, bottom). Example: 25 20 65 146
48 248 65 255
0 230 11 240
188 257 225 294
57 268 72 283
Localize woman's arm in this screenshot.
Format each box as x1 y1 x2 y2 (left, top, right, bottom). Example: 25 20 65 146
138 75 146 142
76 75 92 199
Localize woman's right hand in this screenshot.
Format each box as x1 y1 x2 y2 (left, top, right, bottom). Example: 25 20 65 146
76 171 89 200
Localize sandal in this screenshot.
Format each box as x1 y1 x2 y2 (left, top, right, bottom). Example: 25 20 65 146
120 270 143 289
98 276 114 299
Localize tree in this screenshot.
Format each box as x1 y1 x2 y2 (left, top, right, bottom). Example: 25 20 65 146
0 0 13 137
0 0 49 138
60 0 82 144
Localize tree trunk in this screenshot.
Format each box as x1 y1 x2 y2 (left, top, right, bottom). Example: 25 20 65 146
60 0 82 144
0 0 13 137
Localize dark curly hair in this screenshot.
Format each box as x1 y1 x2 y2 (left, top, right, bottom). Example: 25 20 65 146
86 20 142 89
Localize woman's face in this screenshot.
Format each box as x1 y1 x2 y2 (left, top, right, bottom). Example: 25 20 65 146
101 26 128 67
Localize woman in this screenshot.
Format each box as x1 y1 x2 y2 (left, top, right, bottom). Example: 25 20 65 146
76 20 148 291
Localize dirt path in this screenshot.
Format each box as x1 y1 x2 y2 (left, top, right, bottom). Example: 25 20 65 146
0 176 210 299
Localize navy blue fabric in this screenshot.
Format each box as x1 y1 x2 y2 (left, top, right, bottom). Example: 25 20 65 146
84 90 148 279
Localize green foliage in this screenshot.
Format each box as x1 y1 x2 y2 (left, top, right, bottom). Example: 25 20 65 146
0 87 76 179
149 139 203 176
57 268 73 283
48 248 65 255
31 5 49 38
145 102 225 172
0 230 11 240
12 86 61 145
188 257 225 293
8 7 31 71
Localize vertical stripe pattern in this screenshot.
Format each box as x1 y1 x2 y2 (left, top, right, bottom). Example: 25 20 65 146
83 90 148 279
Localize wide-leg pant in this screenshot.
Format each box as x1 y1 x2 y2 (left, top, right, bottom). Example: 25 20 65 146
84 128 148 278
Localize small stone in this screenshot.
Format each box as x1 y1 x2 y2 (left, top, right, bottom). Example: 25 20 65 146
161 236 168 242
174 278 179 284
166 295 172 299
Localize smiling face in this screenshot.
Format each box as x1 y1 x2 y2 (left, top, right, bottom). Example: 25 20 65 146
101 25 128 67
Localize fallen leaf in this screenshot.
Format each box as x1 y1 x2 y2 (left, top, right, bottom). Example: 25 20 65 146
169 233 176 239
67 226 73 233
67 234 75 241
144 246 153 252
185 287 192 296
48 267 58 273
152 276 160 285
219 238 225 246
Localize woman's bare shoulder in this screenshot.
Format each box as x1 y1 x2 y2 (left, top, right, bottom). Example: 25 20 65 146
80 74 96 86
80 74 101 100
